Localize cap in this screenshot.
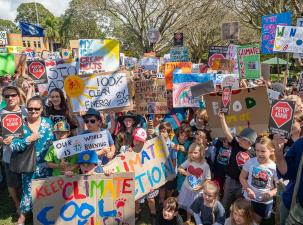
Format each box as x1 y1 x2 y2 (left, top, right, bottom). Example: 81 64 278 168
238 128 257 145
53 120 70 132
82 108 101 120
132 128 147 143
77 150 98 164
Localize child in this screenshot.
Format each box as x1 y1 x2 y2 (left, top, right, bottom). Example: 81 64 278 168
191 180 225 225
239 136 277 224
178 143 211 224
225 198 256 225
45 121 79 176
156 197 183 225
77 150 102 174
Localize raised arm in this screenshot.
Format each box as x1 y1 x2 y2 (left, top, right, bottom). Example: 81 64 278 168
218 111 233 143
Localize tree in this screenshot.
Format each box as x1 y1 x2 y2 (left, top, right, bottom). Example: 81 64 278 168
41 17 61 42
0 19 20 33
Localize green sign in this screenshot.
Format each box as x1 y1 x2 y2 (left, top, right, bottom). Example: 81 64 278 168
237 44 261 79
0 53 15 76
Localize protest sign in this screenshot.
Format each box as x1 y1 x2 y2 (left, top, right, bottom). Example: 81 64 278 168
64 71 133 113
298 72 303 92
226 44 239 75
140 57 159 71
261 63 271 80
46 60 79 93
261 12 292 54
237 44 261 79
79 39 119 74
0 112 23 138
294 18 303 58
221 21 240 40
221 86 232 115
221 74 239 90
61 49 70 60
135 79 168 114
41 50 61 60
190 80 215 97
6 46 23 54
269 100 295 138
164 62 192 90
23 48 37 60
0 53 15 76
204 86 270 138
174 32 183 46
27 60 48 84
0 31 7 46
147 28 161 43
54 131 109 159
274 25 303 53
170 47 189 62
0 47 6 53
124 57 137 69
32 173 135 225
173 73 214 107
103 136 175 200
208 46 228 67
267 88 280 104
211 58 235 72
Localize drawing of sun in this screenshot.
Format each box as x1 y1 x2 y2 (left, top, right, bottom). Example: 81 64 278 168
64 75 98 107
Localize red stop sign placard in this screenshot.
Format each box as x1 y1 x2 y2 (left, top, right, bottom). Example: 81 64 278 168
28 61 45 79
271 101 293 128
222 87 231 107
2 114 22 133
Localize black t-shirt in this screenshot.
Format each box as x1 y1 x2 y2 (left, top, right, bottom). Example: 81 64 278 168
226 138 255 181
156 212 183 225
213 139 232 178
45 106 77 129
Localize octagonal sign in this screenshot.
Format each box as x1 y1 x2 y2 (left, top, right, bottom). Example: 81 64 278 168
271 101 293 128
2 114 22 134
28 61 46 80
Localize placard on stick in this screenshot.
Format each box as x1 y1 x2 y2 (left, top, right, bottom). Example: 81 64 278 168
0 112 23 138
269 100 295 138
221 86 232 115
27 60 48 84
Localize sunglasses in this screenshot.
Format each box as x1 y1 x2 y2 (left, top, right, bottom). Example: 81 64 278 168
84 119 96 124
4 94 18 99
27 107 41 112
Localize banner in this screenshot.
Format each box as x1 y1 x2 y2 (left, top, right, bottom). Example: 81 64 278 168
204 86 270 138
19 21 44 37
27 60 48 84
237 44 261 79
103 136 175 200
164 62 192 90
54 131 109 159
0 112 23 138
0 53 15 76
64 71 132 112
79 39 119 74
221 21 240 40
170 47 189 62
0 31 8 46
139 57 159 71
208 46 228 67
173 73 214 107
135 79 168 114
32 173 135 225
261 12 292 54
274 25 303 53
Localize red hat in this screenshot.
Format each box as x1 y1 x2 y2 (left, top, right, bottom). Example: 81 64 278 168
132 128 147 143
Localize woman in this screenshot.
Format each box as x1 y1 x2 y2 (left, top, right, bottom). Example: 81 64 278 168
15 77 35 104
10 96 54 225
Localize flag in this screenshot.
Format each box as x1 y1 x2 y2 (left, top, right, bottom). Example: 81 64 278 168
19 21 44 37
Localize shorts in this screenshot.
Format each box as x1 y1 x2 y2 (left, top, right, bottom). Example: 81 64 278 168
4 163 22 188
251 201 273 219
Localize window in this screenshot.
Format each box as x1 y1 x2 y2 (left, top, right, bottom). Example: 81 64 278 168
37 41 41 48
33 41 37 48
27 41 30 47
22 41 26 47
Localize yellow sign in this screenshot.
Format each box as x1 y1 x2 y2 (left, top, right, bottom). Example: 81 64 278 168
64 75 85 98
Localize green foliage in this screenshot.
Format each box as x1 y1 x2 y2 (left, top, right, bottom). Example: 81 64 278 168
0 19 20 33
41 17 62 42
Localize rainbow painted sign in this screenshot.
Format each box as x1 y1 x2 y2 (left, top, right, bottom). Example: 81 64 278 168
32 173 135 225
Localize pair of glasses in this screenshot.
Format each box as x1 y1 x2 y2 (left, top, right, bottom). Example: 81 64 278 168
84 119 96 124
27 107 41 112
4 94 18 99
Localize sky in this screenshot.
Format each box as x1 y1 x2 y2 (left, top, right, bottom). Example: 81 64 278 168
0 0 71 22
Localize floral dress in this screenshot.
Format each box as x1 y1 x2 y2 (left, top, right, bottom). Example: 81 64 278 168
10 117 54 214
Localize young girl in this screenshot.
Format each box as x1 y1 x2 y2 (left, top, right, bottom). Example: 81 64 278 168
225 198 256 225
191 181 225 225
239 136 277 224
178 143 211 224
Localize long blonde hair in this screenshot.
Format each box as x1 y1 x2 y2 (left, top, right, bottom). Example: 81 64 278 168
256 134 275 161
188 142 205 162
230 198 254 225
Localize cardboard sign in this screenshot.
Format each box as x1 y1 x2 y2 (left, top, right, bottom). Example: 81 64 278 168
54 131 109 159
269 100 295 138
261 12 292 54
221 21 240 40
170 47 189 62
1 112 23 138
174 32 183 46
190 80 216 97
221 74 239 90
32 173 135 225
226 44 239 75
208 46 228 67
79 39 119 74
64 71 133 113
274 25 303 53
164 62 192 90
0 31 7 46
237 44 261 79
140 57 159 71
204 86 270 138
0 53 15 76
221 86 232 114
27 60 48 84
173 73 214 107
103 136 175 200
135 79 168 114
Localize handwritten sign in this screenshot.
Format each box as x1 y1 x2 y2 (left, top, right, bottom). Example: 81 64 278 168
140 57 159 71
294 18 303 58
65 71 132 112
204 86 270 138
0 112 23 138
0 53 15 76
0 31 7 46
261 12 292 54
79 39 119 74
164 62 192 90
170 47 189 62
237 44 261 79
32 173 135 225
54 131 109 159
274 25 303 53
104 136 175 200
226 44 239 75
135 79 168 114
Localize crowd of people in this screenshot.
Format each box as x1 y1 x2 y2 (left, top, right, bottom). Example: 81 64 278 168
0 70 303 225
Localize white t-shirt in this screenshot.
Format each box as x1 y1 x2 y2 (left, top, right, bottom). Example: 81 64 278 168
180 160 211 191
242 157 277 203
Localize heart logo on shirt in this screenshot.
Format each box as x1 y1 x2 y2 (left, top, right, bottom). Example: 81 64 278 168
187 175 202 189
188 165 203 178
236 152 250 167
